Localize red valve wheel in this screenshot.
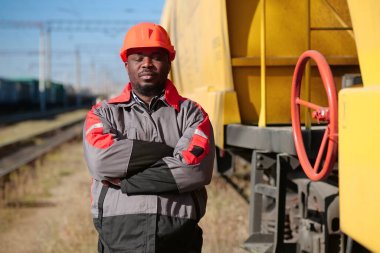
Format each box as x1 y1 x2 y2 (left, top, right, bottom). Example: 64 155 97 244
291 50 338 181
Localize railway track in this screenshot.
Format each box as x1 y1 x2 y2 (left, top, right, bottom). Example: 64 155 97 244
218 154 252 204
220 173 250 204
0 106 89 126
0 110 86 178
0 108 252 207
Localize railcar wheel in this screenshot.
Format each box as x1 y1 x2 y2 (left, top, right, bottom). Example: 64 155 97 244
291 50 338 181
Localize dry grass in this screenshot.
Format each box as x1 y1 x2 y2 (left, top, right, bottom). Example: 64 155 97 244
0 109 87 145
0 140 251 253
0 139 97 253
200 176 249 253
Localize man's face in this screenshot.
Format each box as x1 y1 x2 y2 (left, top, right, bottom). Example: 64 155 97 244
125 47 171 97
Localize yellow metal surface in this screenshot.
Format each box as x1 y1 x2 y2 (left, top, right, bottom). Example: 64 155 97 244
347 0 380 87
304 0 311 130
339 87 380 253
258 0 267 127
161 0 240 148
226 0 358 125
339 1 380 251
162 0 358 145
161 0 234 93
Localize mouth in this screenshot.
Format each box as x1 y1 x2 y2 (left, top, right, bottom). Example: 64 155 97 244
139 72 157 80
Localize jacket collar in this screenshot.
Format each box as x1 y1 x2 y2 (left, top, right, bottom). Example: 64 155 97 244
107 79 183 111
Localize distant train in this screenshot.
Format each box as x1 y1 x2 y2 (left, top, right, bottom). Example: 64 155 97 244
0 77 95 115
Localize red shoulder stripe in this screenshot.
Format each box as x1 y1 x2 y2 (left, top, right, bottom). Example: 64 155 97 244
85 105 114 149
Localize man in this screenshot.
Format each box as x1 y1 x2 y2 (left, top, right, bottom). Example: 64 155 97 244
83 22 215 253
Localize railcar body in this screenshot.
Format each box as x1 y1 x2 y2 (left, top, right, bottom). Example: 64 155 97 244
161 0 380 252
0 77 95 114
0 78 19 104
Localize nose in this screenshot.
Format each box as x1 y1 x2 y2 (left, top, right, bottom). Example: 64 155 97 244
142 56 153 68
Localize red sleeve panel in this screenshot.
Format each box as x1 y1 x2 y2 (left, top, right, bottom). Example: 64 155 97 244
83 104 132 181
182 116 212 165
85 106 114 149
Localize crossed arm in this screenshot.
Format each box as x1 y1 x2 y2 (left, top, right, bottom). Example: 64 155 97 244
83 104 215 195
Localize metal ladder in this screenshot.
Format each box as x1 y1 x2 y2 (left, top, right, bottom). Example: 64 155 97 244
244 150 297 253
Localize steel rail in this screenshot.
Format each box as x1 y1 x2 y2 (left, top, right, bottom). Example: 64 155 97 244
0 107 88 127
220 174 250 204
0 121 83 178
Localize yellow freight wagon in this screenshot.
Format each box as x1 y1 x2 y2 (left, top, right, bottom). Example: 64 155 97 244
162 0 380 252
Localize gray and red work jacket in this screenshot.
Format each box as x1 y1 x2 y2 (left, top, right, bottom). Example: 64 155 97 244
83 80 215 253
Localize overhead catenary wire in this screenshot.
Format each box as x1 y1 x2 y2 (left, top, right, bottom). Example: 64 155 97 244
0 19 140 108
0 19 156 32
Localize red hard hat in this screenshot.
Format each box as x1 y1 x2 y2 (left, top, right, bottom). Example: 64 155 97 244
120 22 175 62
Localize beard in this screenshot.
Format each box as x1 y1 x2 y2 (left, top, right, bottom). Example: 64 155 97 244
131 80 166 97
130 66 169 97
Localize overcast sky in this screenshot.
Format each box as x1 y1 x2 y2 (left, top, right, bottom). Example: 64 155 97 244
0 0 166 94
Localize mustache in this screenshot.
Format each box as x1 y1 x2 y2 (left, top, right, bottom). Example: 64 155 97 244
138 70 157 76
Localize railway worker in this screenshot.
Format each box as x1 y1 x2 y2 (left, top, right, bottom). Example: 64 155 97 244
83 22 215 253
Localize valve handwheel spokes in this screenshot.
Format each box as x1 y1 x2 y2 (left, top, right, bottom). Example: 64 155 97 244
291 50 338 181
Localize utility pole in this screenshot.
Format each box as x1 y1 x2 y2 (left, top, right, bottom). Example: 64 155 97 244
46 27 52 89
1 19 148 102
75 48 81 106
38 26 46 112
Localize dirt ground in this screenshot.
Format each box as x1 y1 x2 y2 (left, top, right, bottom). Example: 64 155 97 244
0 141 96 253
0 141 249 253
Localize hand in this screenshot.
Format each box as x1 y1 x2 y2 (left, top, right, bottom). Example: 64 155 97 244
102 177 122 187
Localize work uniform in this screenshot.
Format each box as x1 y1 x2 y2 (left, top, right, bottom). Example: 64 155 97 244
83 80 215 253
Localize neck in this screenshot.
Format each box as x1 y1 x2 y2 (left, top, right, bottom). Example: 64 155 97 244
134 92 154 105
130 81 167 105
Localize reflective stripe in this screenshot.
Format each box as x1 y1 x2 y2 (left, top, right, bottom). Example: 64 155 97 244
194 129 208 139
97 184 110 252
86 122 104 136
